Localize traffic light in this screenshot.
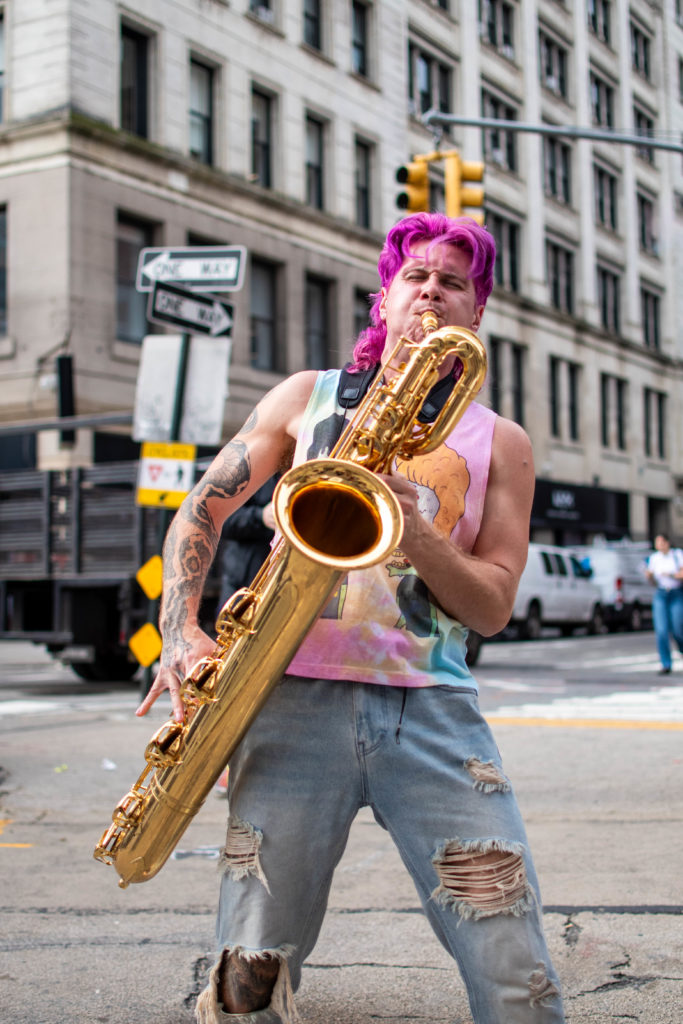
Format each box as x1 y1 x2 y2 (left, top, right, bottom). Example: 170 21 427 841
395 157 431 213
444 151 485 223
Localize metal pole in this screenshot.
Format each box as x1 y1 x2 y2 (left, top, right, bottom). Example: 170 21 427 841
422 111 683 154
141 334 191 699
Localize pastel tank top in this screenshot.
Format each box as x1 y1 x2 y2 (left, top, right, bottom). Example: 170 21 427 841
286 369 497 689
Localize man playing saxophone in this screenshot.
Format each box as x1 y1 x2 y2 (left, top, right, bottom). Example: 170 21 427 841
136 212 565 1023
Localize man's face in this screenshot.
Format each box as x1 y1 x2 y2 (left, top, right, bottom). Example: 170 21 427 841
655 535 670 553
378 240 485 369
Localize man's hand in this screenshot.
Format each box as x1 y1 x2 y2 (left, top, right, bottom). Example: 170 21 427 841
136 625 216 723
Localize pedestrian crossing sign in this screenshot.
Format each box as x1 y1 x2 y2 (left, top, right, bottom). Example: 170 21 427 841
137 442 196 508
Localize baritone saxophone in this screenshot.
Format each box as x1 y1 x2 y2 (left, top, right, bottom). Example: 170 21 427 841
94 310 487 888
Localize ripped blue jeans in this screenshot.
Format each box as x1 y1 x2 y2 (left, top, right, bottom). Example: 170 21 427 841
213 676 565 1023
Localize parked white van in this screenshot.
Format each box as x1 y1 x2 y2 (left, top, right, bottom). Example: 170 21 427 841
509 543 604 639
570 541 653 631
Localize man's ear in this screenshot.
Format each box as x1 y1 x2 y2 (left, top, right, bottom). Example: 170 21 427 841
379 287 388 322
471 304 485 332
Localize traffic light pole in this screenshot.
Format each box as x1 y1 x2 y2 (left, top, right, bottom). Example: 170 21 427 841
422 111 683 154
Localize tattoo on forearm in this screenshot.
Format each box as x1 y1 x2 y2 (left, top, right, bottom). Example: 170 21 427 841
159 441 252 661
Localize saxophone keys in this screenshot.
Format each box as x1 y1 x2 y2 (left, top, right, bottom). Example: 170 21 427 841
111 780 149 827
144 720 186 767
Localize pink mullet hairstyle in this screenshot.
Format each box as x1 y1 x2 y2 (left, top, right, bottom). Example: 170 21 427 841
350 213 497 371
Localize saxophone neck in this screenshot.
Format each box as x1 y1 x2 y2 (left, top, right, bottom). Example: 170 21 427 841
420 310 439 335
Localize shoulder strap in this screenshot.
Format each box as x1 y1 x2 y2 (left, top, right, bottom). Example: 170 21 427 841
337 363 381 408
336 361 457 423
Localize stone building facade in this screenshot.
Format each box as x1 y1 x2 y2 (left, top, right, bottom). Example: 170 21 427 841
0 0 681 542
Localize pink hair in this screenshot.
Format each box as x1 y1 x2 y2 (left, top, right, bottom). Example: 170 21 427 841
351 213 496 370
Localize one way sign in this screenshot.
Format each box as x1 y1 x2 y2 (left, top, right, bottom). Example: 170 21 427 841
147 282 233 336
136 245 246 292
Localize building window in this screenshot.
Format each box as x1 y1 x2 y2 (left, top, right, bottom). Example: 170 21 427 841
488 213 519 292
600 373 627 450
116 215 154 344
544 137 571 203
481 90 517 171
567 361 579 441
189 59 214 164
549 357 580 442
408 41 452 118
305 275 331 369
588 0 611 45
479 0 515 57
634 106 655 164
640 285 660 350
637 192 657 254
590 72 614 129
120 25 149 138
351 2 369 77
643 387 666 459
597 265 620 334
489 338 525 426
539 32 568 99
354 138 372 229
250 258 281 372
594 164 618 230
0 206 6 335
546 240 574 314
305 114 325 210
0 10 5 122
251 87 273 188
353 288 371 339
250 0 275 23
630 22 651 80
303 0 322 50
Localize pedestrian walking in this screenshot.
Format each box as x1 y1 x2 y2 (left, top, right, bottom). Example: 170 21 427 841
645 534 683 674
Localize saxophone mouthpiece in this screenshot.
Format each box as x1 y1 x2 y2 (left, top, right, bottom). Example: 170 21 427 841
421 310 439 335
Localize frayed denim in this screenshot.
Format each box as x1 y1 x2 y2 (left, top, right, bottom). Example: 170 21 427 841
206 676 564 1024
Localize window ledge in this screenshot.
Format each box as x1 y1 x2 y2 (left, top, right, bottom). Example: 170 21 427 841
245 10 285 39
0 335 16 358
112 339 143 362
299 42 337 69
347 71 381 93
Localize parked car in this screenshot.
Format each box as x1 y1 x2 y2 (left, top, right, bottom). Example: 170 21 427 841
570 541 653 632
509 543 604 639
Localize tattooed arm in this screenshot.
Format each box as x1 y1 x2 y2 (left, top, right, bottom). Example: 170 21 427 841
136 371 316 721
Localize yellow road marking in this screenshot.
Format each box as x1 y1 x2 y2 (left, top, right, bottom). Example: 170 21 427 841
0 818 33 847
486 715 683 730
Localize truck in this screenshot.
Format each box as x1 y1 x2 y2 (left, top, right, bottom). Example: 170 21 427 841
0 459 221 681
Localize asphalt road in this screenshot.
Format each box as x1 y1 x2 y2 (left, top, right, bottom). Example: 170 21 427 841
1 634 682 1024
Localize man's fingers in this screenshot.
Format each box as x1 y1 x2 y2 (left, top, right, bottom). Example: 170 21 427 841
135 669 183 719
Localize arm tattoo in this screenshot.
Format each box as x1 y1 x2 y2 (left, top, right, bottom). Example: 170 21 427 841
239 409 258 435
159 441 251 660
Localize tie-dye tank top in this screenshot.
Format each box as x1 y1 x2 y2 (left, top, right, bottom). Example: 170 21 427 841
286 369 497 690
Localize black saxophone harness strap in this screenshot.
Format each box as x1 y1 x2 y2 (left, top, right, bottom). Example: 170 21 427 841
336 362 457 424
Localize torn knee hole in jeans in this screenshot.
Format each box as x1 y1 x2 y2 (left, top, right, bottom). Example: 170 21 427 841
431 837 535 920
220 815 271 893
196 944 300 1024
528 961 561 1007
465 756 511 793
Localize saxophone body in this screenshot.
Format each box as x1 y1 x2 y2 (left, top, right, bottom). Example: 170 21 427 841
94 312 487 888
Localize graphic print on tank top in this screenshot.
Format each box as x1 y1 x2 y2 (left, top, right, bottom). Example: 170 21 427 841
287 368 494 687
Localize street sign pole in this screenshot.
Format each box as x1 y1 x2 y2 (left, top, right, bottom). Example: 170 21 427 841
133 243 245 695
140 335 191 699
